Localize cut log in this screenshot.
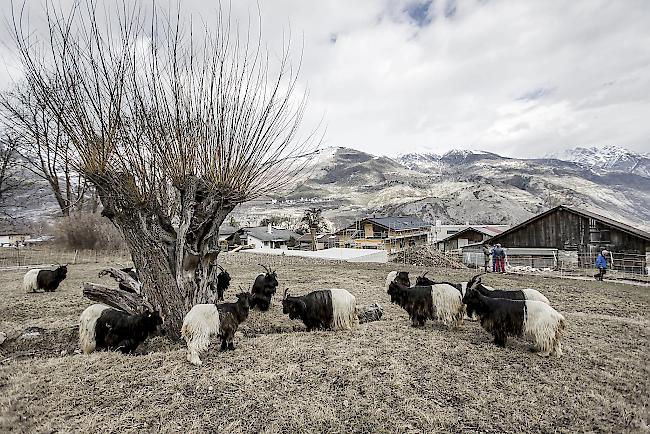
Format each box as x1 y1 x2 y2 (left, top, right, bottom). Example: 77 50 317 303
82 282 153 314
98 267 142 294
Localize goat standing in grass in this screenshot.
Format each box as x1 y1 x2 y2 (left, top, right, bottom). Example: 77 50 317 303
181 292 253 365
282 288 358 331
386 271 465 328
23 265 68 293
463 274 564 356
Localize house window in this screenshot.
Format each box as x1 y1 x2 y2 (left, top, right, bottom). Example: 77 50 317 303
599 230 611 243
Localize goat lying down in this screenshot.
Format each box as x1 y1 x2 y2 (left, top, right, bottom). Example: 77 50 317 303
79 304 163 354
463 275 564 357
282 288 358 331
386 271 465 328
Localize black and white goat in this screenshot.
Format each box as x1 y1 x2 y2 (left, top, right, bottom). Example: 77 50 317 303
78 304 163 354
384 270 411 303
214 265 231 301
282 288 358 331
23 265 68 293
250 264 278 311
465 274 550 304
181 292 253 366
463 275 564 356
386 271 465 328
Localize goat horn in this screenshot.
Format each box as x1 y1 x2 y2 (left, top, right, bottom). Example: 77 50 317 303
217 264 224 272
283 288 289 299
421 271 429 278
259 264 271 274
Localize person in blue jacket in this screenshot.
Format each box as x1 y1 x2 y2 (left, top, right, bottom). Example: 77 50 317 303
594 249 608 281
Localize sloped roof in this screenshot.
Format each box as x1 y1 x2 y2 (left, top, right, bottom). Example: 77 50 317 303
488 205 650 243
341 215 430 232
243 226 299 242
438 226 502 243
218 225 238 236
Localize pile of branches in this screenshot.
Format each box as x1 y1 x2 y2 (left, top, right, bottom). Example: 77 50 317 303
391 245 466 269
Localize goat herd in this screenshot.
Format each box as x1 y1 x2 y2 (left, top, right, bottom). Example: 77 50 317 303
22 263 565 366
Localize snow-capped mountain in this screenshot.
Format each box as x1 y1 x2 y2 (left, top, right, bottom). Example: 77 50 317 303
8 145 650 232
232 145 650 231
546 146 650 177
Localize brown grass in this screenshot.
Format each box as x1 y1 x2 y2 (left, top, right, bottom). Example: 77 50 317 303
1 253 649 433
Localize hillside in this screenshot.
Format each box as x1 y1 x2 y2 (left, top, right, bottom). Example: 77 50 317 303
5 146 650 232
234 146 650 231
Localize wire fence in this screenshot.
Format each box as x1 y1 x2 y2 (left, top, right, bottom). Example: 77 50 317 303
0 245 131 268
462 250 650 283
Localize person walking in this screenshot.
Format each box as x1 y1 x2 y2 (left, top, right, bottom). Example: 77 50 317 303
594 249 608 281
483 244 492 272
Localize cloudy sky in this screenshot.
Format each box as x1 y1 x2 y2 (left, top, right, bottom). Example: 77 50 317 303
1 0 649 158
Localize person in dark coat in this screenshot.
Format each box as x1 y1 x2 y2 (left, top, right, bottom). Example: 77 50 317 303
492 244 506 273
483 244 492 272
594 249 608 281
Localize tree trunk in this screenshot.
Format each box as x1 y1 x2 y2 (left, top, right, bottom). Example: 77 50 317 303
310 227 317 251
94 175 234 340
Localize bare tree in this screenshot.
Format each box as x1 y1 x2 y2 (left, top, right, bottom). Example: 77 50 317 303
11 1 317 337
0 83 88 216
0 133 30 219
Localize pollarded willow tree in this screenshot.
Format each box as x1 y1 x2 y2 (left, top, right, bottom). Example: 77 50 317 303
11 1 317 337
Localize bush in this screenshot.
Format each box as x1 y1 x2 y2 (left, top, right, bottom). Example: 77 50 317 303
55 213 127 251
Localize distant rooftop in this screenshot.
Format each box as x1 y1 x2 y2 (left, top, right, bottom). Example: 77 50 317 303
342 215 431 232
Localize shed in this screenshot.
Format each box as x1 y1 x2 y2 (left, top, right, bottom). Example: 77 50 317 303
486 205 650 272
436 226 505 252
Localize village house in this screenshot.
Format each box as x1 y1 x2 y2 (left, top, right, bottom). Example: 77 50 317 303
336 215 431 253
239 224 300 250
0 229 31 247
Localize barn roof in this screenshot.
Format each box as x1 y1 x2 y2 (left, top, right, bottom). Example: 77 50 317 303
437 226 503 243
488 205 650 244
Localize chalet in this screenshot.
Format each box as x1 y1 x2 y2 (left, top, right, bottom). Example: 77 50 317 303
240 225 300 250
484 205 650 272
336 216 430 252
436 226 505 252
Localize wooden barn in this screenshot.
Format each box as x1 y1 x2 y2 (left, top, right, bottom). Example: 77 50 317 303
486 205 650 273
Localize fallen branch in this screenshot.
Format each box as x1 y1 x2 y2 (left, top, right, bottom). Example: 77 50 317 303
82 282 153 314
98 267 142 294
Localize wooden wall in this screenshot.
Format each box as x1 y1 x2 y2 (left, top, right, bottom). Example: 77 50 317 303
493 209 649 254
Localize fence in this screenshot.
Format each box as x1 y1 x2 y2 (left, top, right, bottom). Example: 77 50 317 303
461 250 649 283
0 245 131 268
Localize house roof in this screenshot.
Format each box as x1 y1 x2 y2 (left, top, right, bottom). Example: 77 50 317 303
219 225 238 236
437 226 503 243
340 215 431 233
243 226 299 242
488 205 650 244
297 233 339 242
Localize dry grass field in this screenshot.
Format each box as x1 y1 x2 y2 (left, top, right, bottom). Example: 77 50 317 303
1 252 649 433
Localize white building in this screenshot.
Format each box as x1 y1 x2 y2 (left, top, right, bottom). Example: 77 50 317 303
242 225 300 250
